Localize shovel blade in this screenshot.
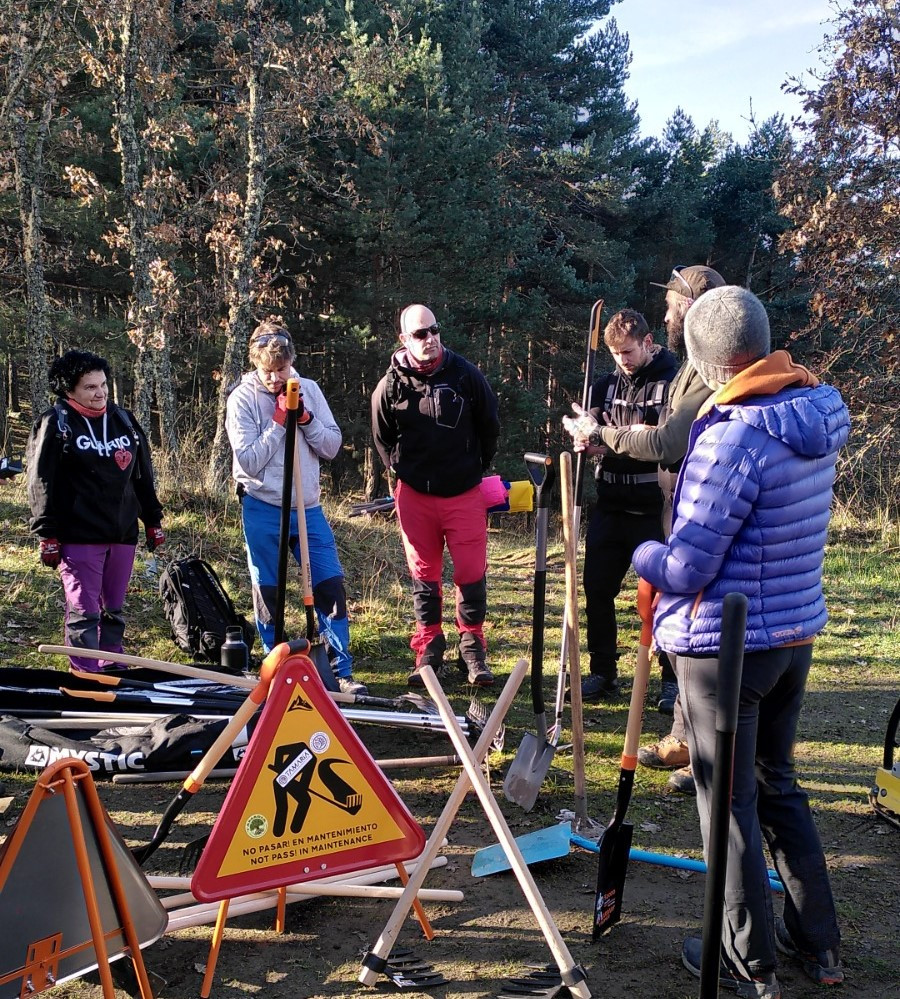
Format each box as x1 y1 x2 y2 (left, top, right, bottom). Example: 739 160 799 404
592 820 634 938
472 821 572 877
503 731 556 810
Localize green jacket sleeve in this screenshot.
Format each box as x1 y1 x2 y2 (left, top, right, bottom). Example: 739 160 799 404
598 362 712 467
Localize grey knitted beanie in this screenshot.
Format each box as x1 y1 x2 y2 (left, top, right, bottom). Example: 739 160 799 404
684 286 770 385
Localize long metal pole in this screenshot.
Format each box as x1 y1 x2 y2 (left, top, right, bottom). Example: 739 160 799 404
699 593 748 999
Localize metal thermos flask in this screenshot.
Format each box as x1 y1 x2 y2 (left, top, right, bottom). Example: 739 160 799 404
220 625 249 673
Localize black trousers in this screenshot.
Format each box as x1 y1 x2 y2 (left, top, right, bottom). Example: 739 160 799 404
583 507 663 678
679 645 839 977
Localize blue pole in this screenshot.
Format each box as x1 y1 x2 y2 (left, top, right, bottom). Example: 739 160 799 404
569 834 783 894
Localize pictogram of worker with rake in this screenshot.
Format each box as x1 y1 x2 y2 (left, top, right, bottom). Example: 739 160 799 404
268 736 362 838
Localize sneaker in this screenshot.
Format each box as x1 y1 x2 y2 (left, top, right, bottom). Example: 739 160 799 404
774 917 843 986
580 674 620 702
337 675 368 696
668 765 696 795
638 735 689 770
464 660 495 687
681 937 781 998
658 680 678 715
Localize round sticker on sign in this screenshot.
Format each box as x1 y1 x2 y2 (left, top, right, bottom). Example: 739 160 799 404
310 731 330 754
245 813 268 839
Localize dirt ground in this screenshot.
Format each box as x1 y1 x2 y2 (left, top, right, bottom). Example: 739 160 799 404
11 698 895 999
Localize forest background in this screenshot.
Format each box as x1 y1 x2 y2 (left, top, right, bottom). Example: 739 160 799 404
0 0 897 509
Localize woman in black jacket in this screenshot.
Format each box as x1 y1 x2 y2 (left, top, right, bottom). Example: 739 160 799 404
27 349 164 671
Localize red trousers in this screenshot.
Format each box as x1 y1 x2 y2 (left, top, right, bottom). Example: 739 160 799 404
394 480 488 661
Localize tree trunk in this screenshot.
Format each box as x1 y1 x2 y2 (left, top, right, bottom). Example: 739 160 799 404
207 0 267 491
0 354 8 449
9 45 53 416
114 0 176 441
156 317 178 450
363 444 384 501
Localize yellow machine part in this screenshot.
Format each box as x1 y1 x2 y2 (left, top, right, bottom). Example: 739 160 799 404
870 766 900 828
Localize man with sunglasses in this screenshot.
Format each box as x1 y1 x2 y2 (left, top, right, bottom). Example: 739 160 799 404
226 321 363 694
372 304 500 688
565 264 725 791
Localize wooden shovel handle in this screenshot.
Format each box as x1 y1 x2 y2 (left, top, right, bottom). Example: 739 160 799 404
287 377 315 615
560 451 586 806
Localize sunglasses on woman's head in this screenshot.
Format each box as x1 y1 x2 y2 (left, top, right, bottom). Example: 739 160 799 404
252 332 291 347
408 324 441 341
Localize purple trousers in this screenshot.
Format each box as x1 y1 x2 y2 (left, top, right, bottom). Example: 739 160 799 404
58 543 136 671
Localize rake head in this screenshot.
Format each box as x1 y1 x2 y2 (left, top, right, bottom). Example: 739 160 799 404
466 696 505 753
496 963 567 997
381 949 448 989
178 832 210 875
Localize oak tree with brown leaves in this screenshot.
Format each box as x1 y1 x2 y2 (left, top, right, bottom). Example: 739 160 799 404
776 0 900 504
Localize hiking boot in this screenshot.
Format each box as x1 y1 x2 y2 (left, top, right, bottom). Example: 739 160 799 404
408 661 452 689
337 675 368 696
658 680 678 715
638 735 689 770
409 633 448 688
774 917 844 986
681 937 781 998
464 660 495 687
579 674 620 702
668 765 696 795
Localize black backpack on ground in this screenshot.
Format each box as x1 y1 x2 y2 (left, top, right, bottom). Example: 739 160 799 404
159 556 255 666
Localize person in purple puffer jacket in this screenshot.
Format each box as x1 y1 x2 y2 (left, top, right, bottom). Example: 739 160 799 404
633 286 849 998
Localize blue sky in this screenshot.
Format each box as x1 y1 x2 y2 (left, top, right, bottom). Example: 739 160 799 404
602 0 835 143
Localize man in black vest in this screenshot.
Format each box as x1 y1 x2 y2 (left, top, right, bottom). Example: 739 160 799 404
564 309 677 701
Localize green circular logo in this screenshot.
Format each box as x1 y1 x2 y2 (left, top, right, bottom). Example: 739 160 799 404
245 813 268 839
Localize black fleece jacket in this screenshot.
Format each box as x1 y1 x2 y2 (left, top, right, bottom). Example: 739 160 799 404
371 347 500 497
27 401 163 544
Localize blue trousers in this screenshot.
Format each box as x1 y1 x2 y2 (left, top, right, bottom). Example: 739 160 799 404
679 644 840 979
240 494 352 676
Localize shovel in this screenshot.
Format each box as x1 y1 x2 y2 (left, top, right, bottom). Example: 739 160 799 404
560 449 602 837
592 575 654 937
284 378 337 691
503 452 557 811
473 822 785 891
550 298 603 747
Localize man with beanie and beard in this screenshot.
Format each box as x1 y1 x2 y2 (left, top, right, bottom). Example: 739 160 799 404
633 286 847 997
372 304 500 688
563 308 678 701
568 264 725 791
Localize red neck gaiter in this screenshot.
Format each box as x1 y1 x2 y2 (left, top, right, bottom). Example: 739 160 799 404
67 398 107 419
406 347 444 377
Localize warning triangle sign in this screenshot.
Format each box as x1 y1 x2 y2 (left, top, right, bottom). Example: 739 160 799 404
0 759 167 995
191 653 426 902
